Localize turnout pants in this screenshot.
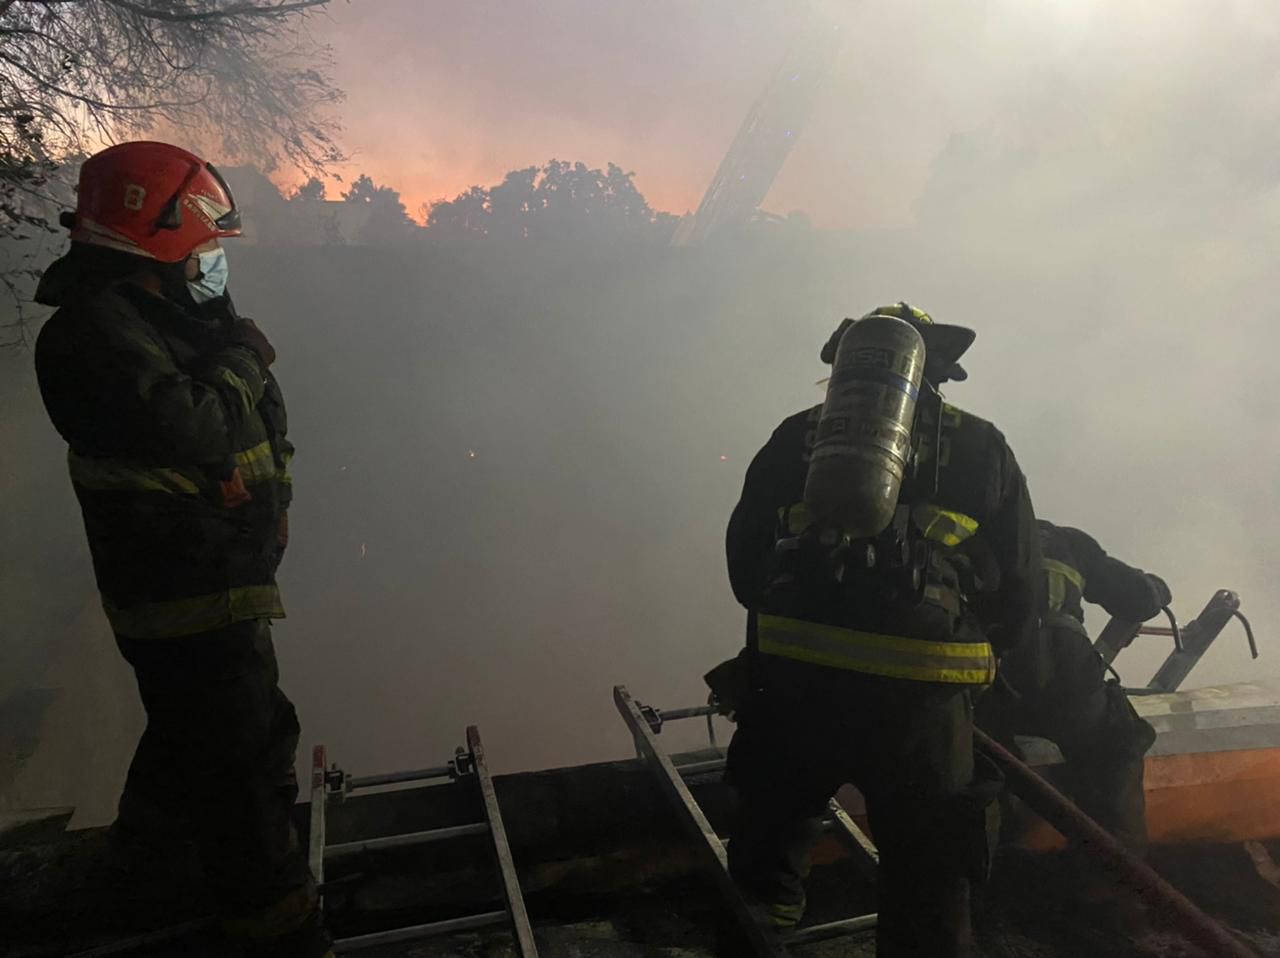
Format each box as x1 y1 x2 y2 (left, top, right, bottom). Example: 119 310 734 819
726 659 998 958
115 619 328 957
990 622 1156 854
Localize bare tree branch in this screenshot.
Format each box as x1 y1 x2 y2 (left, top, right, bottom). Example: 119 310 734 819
0 0 344 343
99 0 329 24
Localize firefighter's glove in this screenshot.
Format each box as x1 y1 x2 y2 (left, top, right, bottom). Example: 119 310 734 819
704 653 749 722
219 466 253 509
1146 573 1172 610
230 318 277 367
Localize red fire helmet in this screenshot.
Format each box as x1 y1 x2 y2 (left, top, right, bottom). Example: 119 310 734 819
67 141 242 263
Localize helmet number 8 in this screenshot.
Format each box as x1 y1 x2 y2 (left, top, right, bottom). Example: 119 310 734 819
123 184 146 211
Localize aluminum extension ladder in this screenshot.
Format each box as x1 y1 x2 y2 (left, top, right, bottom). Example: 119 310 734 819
1093 589 1258 694
613 685 879 957
310 726 538 956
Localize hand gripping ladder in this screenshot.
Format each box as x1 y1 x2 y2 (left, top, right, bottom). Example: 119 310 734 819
1094 589 1259 693
310 726 538 956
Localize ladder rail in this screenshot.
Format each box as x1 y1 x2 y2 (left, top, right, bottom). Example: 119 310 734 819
825 798 879 883
309 744 327 892
614 684 781 958
468 725 540 958
619 688 880 942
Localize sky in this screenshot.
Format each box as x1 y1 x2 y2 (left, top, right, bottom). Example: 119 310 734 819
4 0 1280 822
303 0 795 218
303 0 1280 228
304 0 1280 228
298 0 1021 225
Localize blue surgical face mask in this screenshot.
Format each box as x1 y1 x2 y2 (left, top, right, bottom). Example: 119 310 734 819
187 248 229 303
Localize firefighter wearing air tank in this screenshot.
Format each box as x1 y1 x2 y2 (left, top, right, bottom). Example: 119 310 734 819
723 303 1040 957
33 143 330 958
980 521 1170 855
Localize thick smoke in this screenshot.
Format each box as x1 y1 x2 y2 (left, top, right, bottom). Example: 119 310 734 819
2 0 1276 824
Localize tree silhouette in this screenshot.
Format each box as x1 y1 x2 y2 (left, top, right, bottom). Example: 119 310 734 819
342 173 415 243
1 0 343 343
292 176 327 201
424 185 489 238
1 0 342 237
425 160 677 245
487 167 539 240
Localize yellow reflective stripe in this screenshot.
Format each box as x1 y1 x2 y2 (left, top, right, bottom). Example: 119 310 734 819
233 440 277 484
104 585 284 639
781 501 979 546
757 614 995 685
870 302 933 326
220 367 258 416
913 504 980 546
778 502 814 535
1043 558 1085 591
769 900 805 928
1047 570 1064 612
235 440 273 465
1043 558 1085 613
68 450 200 496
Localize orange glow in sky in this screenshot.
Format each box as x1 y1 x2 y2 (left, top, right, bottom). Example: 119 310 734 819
299 2 937 229
301 1 742 220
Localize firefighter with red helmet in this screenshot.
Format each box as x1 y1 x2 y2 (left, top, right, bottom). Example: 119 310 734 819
34 142 329 957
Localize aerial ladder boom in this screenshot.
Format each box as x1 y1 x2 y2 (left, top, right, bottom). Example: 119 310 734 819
672 19 844 245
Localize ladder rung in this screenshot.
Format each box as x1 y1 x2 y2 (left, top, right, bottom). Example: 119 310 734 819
676 758 726 776
659 705 719 721
333 909 509 952
785 912 878 945
347 765 454 790
326 822 489 859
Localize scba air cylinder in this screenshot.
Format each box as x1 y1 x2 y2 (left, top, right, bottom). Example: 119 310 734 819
803 315 926 538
